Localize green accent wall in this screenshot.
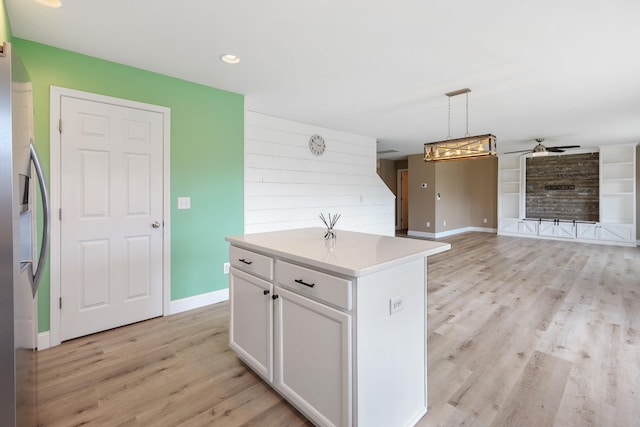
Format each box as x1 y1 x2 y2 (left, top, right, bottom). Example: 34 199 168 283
1 0 11 42
11 38 244 332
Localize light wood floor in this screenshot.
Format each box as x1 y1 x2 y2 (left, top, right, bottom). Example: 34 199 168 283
36 233 640 426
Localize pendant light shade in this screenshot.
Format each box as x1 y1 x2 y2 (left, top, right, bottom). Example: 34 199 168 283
424 134 496 161
424 88 496 162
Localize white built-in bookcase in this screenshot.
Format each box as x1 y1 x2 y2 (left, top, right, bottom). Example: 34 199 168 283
498 144 637 246
600 145 636 224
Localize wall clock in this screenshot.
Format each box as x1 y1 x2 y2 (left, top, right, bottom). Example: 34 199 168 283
309 134 326 156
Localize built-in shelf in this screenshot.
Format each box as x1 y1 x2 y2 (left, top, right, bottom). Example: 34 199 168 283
498 155 522 221
600 146 634 164
600 145 636 228
601 180 634 194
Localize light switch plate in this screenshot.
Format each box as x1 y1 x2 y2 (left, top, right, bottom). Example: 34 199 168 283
178 197 191 210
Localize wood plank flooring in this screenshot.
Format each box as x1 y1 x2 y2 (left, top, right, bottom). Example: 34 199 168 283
35 233 640 426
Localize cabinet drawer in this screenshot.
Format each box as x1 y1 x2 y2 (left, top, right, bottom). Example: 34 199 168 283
276 260 352 311
230 246 273 281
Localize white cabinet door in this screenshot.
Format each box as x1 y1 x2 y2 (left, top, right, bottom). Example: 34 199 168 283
576 223 634 244
539 221 576 239
599 223 634 243
498 218 520 234
229 268 273 381
556 222 576 239
538 221 556 237
519 220 539 235
499 219 539 236
274 287 352 427
576 223 599 240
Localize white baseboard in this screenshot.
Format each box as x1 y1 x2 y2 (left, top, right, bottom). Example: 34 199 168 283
169 288 229 315
407 230 436 239
38 331 51 351
408 226 496 239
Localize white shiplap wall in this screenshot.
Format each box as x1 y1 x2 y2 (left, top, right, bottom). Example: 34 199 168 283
245 111 395 236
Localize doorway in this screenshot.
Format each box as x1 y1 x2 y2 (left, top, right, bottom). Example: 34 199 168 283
48 87 171 346
397 169 408 231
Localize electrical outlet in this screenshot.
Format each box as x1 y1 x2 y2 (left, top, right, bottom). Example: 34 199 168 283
443 220 447 226
426 221 430 228
223 262 230 274
390 295 404 315
483 218 488 224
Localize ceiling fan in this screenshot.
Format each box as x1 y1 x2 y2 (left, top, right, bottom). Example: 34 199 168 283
504 138 580 155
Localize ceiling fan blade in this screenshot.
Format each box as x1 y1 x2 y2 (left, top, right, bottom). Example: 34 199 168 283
504 144 580 155
503 149 532 154
548 145 580 150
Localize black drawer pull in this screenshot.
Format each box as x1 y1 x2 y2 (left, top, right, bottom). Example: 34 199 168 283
263 289 270 295
272 294 279 300
295 279 315 288
239 258 253 265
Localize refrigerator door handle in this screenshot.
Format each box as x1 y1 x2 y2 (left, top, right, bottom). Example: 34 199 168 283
29 142 50 297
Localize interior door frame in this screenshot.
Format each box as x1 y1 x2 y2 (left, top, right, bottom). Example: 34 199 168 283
396 168 408 230
48 86 171 348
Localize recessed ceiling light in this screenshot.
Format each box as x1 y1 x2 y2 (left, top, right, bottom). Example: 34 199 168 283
34 0 62 7
220 54 240 64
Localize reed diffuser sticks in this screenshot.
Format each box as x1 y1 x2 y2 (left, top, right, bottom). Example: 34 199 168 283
319 213 341 240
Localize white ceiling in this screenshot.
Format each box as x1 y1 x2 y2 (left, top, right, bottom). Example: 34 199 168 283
6 0 640 159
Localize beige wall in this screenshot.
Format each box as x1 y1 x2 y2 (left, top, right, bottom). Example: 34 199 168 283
468 157 498 229
396 159 408 170
406 155 497 234
407 154 436 233
377 159 398 195
637 144 639 241
435 161 470 232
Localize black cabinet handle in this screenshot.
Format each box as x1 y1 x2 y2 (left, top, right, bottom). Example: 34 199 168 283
263 289 270 295
239 258 253 265
272 294 279 300
294 279 315 288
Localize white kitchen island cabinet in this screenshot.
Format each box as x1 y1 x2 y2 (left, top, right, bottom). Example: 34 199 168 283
226 227 450 427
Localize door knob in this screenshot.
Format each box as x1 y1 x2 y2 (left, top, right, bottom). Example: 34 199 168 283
152 221 161 228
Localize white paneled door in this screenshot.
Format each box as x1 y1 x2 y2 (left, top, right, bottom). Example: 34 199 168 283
60 96 164 341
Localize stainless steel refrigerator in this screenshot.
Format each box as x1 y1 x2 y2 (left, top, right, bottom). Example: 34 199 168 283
0 41 50 427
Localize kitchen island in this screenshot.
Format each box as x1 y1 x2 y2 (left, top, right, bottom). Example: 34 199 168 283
225 227 450 427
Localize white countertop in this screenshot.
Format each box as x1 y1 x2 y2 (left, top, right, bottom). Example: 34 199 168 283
225 227 450 277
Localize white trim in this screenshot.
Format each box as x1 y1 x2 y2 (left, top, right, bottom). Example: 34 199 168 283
407 230 437 239
48 86 171 348
408 226 496 239
169 289 229 315
37 331 51 351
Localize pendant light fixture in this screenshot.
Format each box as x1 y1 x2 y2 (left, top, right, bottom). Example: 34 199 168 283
424 88 496 162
